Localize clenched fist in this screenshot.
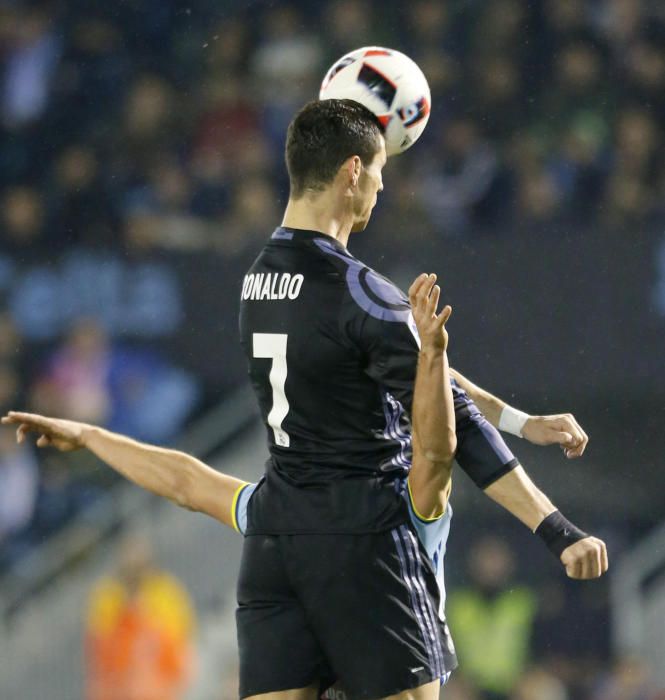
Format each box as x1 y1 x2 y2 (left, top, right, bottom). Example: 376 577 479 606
561 536 608 579
522 413 589 458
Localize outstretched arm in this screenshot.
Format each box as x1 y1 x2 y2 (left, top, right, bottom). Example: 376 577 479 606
407 274 456 519
484 466 608 579
450 368 589 459
1 413 246 529
439 344 607 578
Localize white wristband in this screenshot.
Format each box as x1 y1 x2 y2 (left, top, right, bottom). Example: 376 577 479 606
498 405 529 437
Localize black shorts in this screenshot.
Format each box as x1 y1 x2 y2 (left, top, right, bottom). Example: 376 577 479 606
236 523 453 699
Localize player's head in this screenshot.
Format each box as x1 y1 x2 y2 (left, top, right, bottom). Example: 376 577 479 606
285 99 386 231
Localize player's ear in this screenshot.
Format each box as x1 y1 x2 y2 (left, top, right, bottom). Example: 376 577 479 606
342 156 362 195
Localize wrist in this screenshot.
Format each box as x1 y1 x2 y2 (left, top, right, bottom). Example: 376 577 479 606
419 345 445 359
80 425 100 448
498 405 530 437
535 510 588 558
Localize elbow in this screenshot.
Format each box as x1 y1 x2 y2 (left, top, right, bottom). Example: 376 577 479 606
447 431 457 458
439 430 458 463
423 432 457 465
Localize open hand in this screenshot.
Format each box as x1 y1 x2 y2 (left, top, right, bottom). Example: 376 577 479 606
408 273 452 352
1 411 87 452
522 413 589 458
561 536 608 579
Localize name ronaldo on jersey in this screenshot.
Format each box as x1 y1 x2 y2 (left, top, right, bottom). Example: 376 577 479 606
242 272 304 301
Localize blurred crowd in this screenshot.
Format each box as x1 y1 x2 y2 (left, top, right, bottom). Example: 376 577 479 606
1 0 665 256
2 0 665 259
1 0 664 697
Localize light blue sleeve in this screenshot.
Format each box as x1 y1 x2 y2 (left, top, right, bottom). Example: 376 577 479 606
405 494 453 614
235 482 258 536
407 501 453 567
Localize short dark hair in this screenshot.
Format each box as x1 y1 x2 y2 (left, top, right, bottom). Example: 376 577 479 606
285 99 383 199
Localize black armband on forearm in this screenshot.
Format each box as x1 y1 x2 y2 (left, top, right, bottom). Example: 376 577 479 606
535 510 588 558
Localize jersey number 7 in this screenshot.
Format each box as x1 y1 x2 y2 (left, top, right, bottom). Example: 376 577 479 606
253 333 290 447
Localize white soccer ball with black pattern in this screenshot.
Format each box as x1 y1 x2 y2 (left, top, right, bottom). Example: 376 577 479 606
319 46 431 156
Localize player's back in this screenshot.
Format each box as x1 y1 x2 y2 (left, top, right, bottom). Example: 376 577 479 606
239 227 416 535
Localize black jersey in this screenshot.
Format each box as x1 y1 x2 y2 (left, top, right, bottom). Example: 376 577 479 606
239 227 504 535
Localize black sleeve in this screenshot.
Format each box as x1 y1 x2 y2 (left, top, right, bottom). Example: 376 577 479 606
341 266 519 488
357 319 520 488
454 406 520 488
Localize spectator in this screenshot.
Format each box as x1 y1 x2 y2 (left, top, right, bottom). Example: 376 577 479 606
511 666 569 700
30 319 199 444
1 5 61 129
602 107 661 227
0 424 39 559
30 319 111 425
215 176 281 257
417 117 504 234
322 0 377 64
0 313 23 367
84 535 196 700
48 144 117 247
2 185 46 259
469 53 523 141
253 5 323 150
447 536 539 700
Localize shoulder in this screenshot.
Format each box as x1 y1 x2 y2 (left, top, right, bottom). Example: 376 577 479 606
313 239 411 323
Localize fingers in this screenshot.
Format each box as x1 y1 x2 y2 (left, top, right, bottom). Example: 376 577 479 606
439 305 452 325
562 537 608 579
554 414 588 457
418 274 436 307
3 412 47 430
553 431 573 446
563 416 589 458
428 284 440 316
2 412 55 446
600 537 609 573
16 422 43 445
545 414 588 457
408 273 431 304
410 274 441 318
565 560 583 579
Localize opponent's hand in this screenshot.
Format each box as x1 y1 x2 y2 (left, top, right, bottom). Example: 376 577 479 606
1 411 88 452
408 273 452 352
522 414 589 458
560 536 608 579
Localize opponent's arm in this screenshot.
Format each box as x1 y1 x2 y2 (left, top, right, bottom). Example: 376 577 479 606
407 274 456 519
483 465 608 579
1 412 246 529
450 367 589 458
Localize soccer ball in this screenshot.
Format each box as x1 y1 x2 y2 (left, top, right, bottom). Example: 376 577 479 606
319 46 431 156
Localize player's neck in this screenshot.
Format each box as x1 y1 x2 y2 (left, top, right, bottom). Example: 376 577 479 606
282 194 353 248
